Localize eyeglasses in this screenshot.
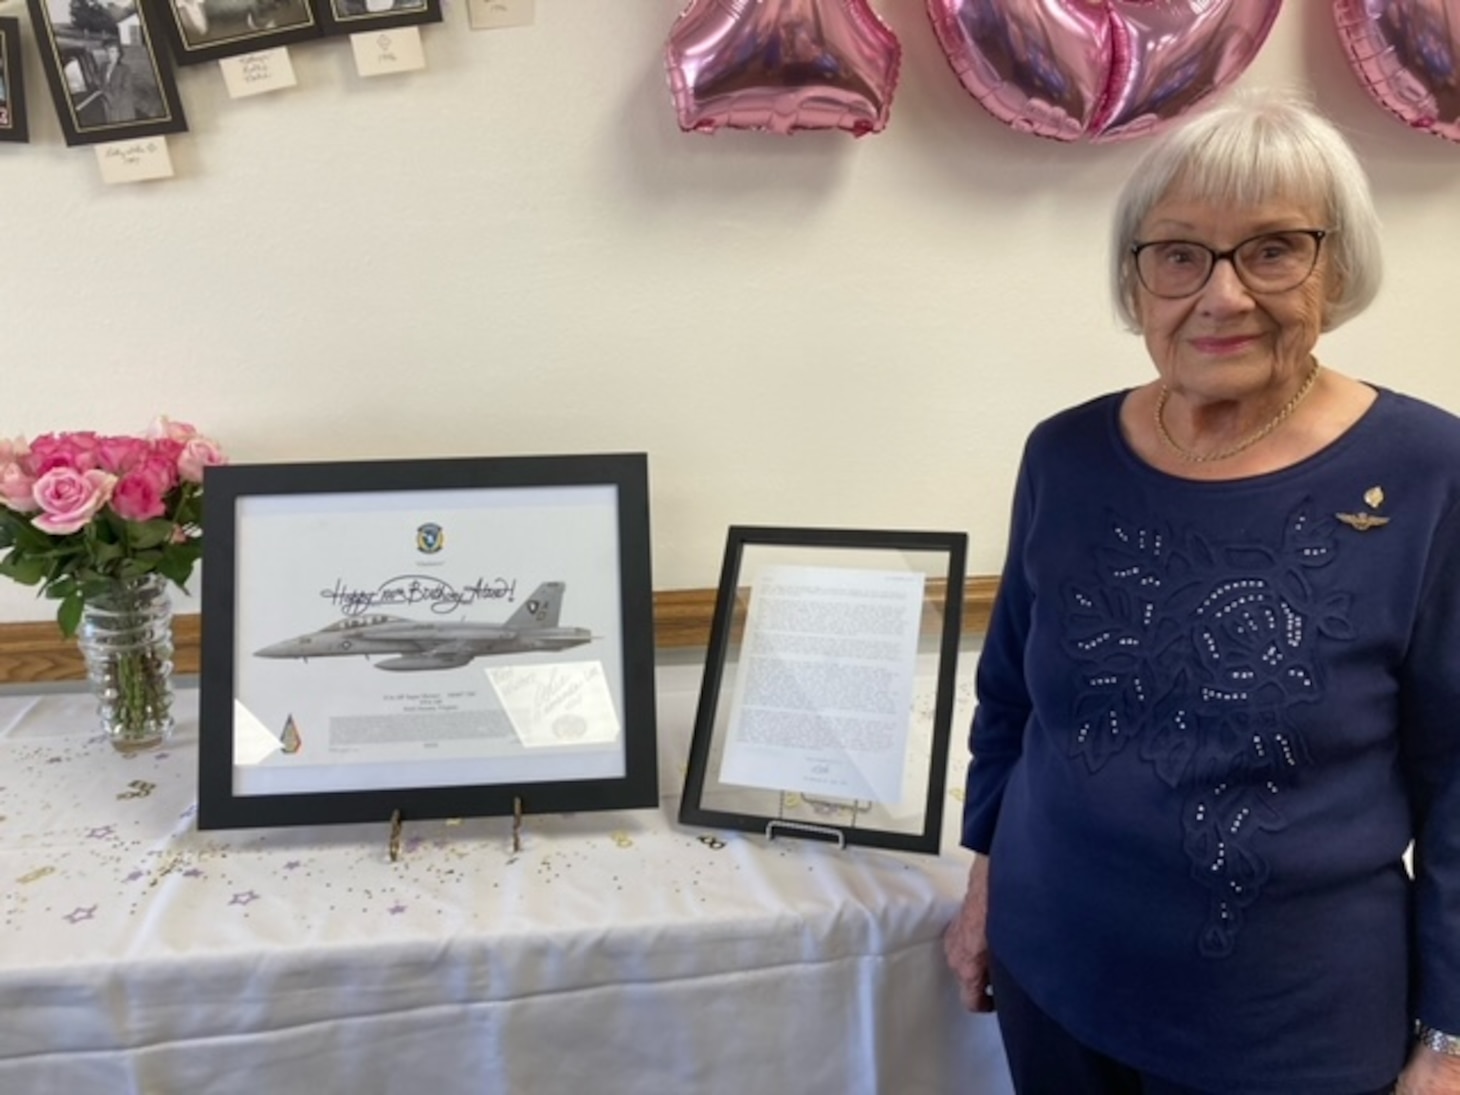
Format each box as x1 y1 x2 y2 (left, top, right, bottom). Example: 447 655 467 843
1130 229 1328 299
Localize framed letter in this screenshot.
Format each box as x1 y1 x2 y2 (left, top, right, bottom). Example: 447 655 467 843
680 526 967 855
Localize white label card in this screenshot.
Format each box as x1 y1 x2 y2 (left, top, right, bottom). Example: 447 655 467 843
94 138 174 184
351 26 426 77
220 48 298 98
486 661 622 748
467 0 533 30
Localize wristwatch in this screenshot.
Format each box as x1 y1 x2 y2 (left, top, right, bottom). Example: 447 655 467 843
1416 1023 1460 1057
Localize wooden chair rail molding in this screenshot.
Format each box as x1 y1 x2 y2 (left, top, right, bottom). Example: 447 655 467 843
0 577 1000 686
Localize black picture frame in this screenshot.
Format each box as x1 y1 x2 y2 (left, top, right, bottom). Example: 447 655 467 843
314 0 441 38
0 18 30 143
198 453 658 831
151 0 321 67
26 0 187 147
680 526 967 855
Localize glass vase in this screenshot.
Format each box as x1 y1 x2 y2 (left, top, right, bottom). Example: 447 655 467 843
76 574 176 754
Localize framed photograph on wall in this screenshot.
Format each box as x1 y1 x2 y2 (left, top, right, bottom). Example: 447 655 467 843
151 0 321 66
26 0 187 146
197 452 658 831
679 526 967 855
314 0 441 37
0 18 30 143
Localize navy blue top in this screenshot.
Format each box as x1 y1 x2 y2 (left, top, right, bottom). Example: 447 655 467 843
962 388 1460 1093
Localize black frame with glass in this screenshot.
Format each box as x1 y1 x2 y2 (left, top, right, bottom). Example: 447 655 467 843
315 0 441 38
679 526 967 855
151 0 322 66
198 452 658 831
26 0 187 147
0 18 29 143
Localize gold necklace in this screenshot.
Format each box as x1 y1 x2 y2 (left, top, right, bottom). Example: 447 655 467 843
1154 360 1322 464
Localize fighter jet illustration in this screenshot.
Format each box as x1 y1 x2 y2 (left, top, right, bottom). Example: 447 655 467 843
254 581 592 672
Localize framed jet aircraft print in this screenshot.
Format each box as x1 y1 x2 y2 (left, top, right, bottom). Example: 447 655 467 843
197 453 658 831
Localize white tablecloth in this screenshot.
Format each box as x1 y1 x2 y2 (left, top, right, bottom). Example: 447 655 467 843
0 673 1012 1095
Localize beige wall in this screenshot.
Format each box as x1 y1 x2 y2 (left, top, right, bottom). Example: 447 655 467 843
2 1 1458 622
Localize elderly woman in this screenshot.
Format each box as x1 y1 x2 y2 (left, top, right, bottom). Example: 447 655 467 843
944 94 1460 1095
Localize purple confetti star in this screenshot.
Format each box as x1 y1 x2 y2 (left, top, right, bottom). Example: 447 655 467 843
86 826 116 840
63 905 98 924
283 860 303 871
388 902 407 916
182 868 204 878
124 870 145 883
229 891 259 906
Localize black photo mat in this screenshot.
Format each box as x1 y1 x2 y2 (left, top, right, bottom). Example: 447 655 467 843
151 0 322 67
0 18 30 143
198 452 658 831
314 0 441 38
26 0 187 147
679 526 967 855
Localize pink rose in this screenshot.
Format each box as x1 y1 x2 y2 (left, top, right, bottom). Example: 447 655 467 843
148 416 199 443
0 436 29 465
149 436 183 474
110 472 166 522
0 462 39 514
95 436 151 476
178 436 226 484
29 432 101 474
139 453 179 495
31 468 116 535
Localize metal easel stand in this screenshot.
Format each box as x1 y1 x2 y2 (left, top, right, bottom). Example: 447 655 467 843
388 809 404 861
385 796 526 861
764 791 872 850
764 818 847 849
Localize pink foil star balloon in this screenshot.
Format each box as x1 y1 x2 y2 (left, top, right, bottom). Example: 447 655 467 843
1334 0 1460 143
925 0 1283 142
665 0 902 136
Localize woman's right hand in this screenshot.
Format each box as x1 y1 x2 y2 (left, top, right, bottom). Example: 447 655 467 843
944 854 995 1012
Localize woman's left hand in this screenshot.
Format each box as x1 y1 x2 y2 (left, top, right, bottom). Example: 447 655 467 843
1396 1046 1460 1095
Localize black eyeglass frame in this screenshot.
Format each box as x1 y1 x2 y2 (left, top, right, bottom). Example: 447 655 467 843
1129 228 1329 299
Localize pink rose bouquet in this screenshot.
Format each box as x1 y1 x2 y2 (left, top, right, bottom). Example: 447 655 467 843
0 418 227 635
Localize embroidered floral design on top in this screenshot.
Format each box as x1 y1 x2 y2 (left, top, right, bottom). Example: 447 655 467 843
1063 499 1354 958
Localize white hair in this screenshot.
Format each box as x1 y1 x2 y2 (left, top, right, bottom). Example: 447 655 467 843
1110 90 1383 333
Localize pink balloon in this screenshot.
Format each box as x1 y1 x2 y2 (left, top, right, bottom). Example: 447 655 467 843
665 0 901 136
925 0 1284 142
1334 0 1460 143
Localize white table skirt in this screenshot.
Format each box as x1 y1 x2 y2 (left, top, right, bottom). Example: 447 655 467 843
0 675 1012 1095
